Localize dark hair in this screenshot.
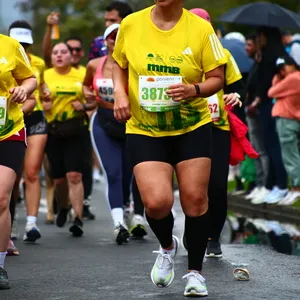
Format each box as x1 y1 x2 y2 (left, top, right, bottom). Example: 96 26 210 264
246 34 257 43
64 36 83 46
9 20 32 31
52 42 72 53
105 1 133 19
257 26 286 60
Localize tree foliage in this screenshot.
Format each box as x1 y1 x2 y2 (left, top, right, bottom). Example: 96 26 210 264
16 0 300 59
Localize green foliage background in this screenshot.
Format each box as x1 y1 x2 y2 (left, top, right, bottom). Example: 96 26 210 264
14 0 300 60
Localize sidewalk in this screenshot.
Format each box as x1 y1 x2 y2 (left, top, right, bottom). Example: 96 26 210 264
228 193 300 224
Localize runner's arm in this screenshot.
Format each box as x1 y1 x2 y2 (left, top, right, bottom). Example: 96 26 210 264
197 65 225 97
21 95 36 115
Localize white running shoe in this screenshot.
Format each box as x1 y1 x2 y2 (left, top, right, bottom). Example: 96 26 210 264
129 214 147 238
183 271 208 297
251 187 270 204
245 187 261 200
282 192 300 206
150 236 179 288
278 191 293 205
23 223 41 242
264 187 288 204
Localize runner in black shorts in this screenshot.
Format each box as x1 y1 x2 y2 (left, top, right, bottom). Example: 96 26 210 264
44 43 96 237
0 33 37 289
9 20 50 243
113 0 227 296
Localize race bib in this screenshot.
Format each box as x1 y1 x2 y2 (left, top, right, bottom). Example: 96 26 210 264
207 94 220 122
0 97 7 126
96 79 114 103
139 76 182 112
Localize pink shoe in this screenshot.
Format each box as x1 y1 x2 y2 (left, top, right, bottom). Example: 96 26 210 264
6 239 19 256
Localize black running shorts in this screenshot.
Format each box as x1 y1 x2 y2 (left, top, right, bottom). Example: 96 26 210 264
24 111 48 136
127 123 212 167
46 126 89 179
0 140 26 174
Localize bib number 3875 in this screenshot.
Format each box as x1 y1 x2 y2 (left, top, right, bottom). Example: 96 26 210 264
0 97 7 126
139 76 182 112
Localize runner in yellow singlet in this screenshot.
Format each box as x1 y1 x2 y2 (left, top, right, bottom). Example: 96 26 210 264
9 20 51 245
44 42 96 237
0 34 37 290
113 0 227 297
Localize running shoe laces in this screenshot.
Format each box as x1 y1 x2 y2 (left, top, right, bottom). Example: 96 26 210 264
182 271 208 297
152 250 174 269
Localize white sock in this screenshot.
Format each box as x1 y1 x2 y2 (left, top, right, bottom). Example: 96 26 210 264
0 252 7 268
27 216 37 224
111 208 124 228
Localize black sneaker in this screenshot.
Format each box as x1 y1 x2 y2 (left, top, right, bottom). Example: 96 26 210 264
69 217 83 237
205 240 223 258
0 267 10 290
114 224 130 245
83 205 95 221
56 208 69 228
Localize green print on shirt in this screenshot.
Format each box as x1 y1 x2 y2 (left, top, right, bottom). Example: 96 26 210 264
138 104 201 132
56 91 77 96
147 64 180 74
213 107 226 126
0 118 14 137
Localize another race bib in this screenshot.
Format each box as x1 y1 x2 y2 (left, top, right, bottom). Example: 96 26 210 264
0 97 7 126
207 94 220 122
96 79 114 103
139 76 182 112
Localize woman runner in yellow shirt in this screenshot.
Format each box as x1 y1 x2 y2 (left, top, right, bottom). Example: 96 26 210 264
113 0 227 297
44 43 96 237
9 20 51 244
0 34 37 289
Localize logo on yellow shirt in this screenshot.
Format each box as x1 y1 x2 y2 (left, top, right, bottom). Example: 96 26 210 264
0 57 8 64
147 64 180 74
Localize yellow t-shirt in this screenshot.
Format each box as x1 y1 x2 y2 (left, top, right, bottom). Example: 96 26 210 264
0 34 34 140
29 54 46 111
113 7 227 137
208 48 242 131
44 67 85 123
77 65 86 78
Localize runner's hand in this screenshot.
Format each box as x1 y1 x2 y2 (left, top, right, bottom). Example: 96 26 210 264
114 91 131 122
41 89 51 102
47 12 60 26
72 101 84 111
166 83 195 102
9 86 27 103
224 93 242 107
42 101 52 111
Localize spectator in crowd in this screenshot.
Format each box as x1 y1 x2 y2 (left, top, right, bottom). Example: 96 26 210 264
88 1 133 61
249 27 288 204
268 56 300 205
281 31 300 65
244 34 269 203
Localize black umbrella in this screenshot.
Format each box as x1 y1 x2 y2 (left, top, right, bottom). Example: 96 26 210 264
218 1 300 29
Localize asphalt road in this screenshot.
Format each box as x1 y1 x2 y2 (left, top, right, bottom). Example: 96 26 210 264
2 182 300 300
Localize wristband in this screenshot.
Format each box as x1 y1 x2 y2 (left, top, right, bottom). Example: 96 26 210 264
193 84 201 97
